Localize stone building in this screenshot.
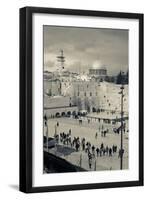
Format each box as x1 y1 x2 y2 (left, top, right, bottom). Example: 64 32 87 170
89 65 107 81
44 65 128 116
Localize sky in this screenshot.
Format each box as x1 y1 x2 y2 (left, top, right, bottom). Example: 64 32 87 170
43 25 128 75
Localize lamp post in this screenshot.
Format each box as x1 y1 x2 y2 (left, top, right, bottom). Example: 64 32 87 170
54 124 57 136
120 84 124 170
46 122 49 153
44 114 48 152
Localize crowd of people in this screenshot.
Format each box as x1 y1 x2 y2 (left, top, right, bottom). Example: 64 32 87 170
44 115 126 170
52 121 125 170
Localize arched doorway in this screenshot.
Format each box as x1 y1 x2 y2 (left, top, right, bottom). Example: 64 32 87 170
92 107 96 112
61 112 66 117
72 111 76 116
67 111 71 117
55 112 60 117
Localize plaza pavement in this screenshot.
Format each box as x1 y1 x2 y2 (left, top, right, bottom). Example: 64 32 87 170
44 115 129 172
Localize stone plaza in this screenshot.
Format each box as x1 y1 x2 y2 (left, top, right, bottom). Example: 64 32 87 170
44 113 129 171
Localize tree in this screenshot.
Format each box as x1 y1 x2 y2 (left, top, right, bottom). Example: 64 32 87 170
116 71 123 84
126 70 129 84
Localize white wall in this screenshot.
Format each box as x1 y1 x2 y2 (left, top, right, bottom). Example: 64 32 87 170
0 0 146 199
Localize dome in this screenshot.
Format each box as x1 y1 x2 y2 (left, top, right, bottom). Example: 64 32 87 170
92 60 101 69
92 61 106 70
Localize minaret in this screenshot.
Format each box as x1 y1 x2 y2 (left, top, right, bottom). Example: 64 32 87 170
56 50 65 94
57 49 65 71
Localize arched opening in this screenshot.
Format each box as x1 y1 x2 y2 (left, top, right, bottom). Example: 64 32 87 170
72 111 76 116
92 107 96 112
67 111 71 117
55 112 60 117
78 111 81 116
61 112 66 117
82 112 86 116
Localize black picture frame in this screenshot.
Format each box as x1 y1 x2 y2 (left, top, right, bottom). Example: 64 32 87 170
19 6 144 193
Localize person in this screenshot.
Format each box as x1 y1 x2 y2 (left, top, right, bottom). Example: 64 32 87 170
106 146 109 155
82 138 85 151
57 121 59 127
87 142 91 152
55 134 59 143
92 145 95 156
82 141 85 151
92 145 95 151
88 152 92 169
96 147 99 157
60 133 63 142
72 138 76 147
112 145 115 153
117 128 120 134
103 148 106 156
100 142 104 150
95 132 98 139
75 141 80 151
89 158 92 169
44 114 47 121
118 148 124 158
69 129 71 135
68 136 71 145
104 130 106 137
109 148 112 156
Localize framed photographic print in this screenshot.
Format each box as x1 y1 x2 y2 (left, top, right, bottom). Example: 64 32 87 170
19 7 144 193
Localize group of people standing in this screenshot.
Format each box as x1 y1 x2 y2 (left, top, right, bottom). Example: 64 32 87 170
86 142 124 169
53 128 124 170
45 118 126 170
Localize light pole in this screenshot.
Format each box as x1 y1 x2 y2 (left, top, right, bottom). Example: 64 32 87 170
54 124 57 136
46 122 49 153
120 84 124 169
44 114 48 152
